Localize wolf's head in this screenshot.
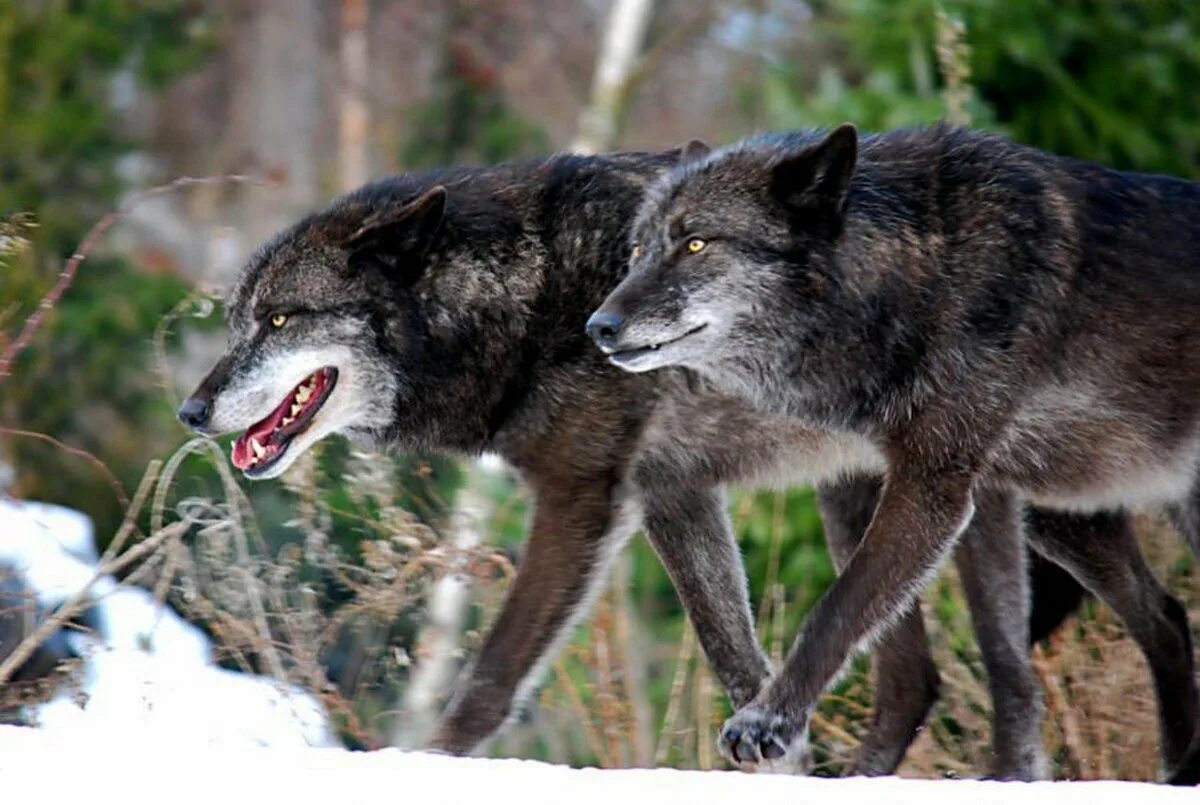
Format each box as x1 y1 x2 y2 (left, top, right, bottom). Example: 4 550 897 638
178 186 449 478
179 172 538 479
587 125 858 385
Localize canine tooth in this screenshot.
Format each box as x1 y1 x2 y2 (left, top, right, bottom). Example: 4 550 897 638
296 386 312 404
251 437 266 458
290 402 303 416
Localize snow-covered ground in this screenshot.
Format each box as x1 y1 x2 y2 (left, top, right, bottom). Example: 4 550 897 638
0 724 1194 805
0 498 336 747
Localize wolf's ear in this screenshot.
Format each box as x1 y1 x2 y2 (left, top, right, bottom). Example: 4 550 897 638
342 186 447 281
770 123 857 215
675 139 712 163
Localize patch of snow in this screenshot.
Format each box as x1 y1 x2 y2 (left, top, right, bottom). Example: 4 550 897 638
0 724 1194 804
4 501 97 563
1 497 339 748
87 586 211 665
33 639 334 748
0 500 103 605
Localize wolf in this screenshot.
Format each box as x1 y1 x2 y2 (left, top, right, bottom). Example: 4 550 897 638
591 124 1200 781
176 149 1197 781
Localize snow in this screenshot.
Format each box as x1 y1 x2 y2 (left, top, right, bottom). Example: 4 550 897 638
0 500 104 605
32 642 333 748
84 585 212 664
0 725 1193 805
1 497 338 748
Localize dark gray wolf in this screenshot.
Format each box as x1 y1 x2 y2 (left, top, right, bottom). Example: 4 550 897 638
176 148 1196 780
591 124 1200 782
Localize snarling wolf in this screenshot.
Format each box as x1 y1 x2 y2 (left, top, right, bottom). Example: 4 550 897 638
178 149 1196 781
593 124 1200 781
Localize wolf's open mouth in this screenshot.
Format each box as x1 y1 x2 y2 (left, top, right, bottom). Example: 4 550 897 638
609 324 707 364
232 367 338 474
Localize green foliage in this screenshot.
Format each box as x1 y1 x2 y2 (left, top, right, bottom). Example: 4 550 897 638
3 254 194 538
762 0 1200 176
399 20 549 168
0 1 211 539
735 488 832 637
0 1 211 249
962 0 1200 175
402 80 551 168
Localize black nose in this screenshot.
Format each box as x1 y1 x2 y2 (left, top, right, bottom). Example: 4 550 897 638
586 310 625 351
177 396 212 431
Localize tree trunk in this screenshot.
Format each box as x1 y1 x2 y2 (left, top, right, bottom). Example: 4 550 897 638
339 0 371 192
392 460 496 748
570 0 656 154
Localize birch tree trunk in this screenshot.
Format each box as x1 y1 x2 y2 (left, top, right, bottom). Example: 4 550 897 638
570 0 656 154
392 461 496 748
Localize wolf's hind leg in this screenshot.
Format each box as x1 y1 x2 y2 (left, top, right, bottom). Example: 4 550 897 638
641 485 773 710
1167 734 1200 785
1026 509 1199 780
817 475 940 776
955 490 1047 781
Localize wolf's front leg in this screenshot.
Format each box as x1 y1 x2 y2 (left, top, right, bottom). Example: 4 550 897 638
719 464 975 768
816 475 941 777
429 480 637 755
641 485 773 709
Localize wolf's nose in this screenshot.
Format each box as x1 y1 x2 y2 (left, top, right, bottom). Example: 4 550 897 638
586 310 624 351
177 396 212 431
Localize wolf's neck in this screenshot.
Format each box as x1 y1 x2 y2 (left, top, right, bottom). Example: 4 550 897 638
480 155 664 447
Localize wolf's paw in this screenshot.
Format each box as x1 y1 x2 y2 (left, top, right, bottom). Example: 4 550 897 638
719 706 809 771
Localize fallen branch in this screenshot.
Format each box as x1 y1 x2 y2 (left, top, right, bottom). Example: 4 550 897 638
0 427 130 509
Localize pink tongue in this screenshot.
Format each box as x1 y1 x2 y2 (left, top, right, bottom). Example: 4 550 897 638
230 369 332 471
231 397 291 470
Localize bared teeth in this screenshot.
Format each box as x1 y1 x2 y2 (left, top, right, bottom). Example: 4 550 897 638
295 386 312 404
281 415 295 427
251 437 266 459
290 402 302 416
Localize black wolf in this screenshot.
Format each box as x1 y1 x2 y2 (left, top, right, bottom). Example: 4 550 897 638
177 148 1196 780
592 124 1200 781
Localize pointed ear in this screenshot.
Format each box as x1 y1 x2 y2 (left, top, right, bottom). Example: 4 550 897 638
678 139 712 163
770 124 857 214
342 186 447 280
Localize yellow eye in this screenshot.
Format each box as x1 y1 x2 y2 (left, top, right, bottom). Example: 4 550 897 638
686 237 707 254
631 244 642 259
270 313 287 328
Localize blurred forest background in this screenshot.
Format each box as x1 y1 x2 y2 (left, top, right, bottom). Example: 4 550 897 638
2 0 1200 780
